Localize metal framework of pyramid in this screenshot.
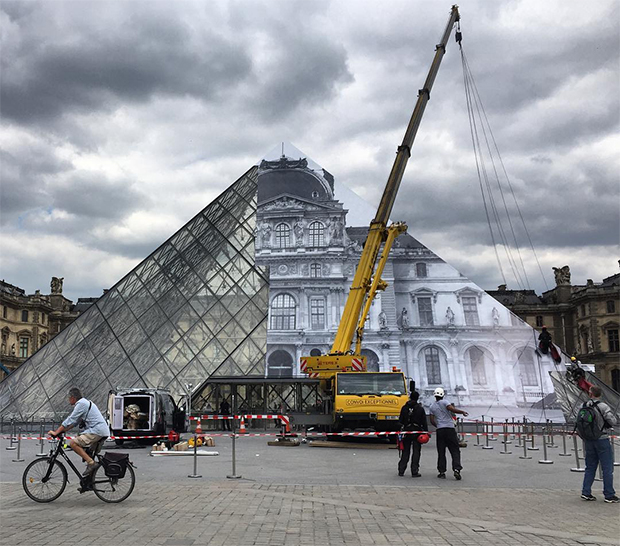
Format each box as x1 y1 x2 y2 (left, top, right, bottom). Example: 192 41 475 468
0 167 268 420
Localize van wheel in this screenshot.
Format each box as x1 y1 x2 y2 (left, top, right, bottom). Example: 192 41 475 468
115 439 124 446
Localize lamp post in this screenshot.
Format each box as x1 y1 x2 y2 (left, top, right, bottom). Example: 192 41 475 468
185 383 193 431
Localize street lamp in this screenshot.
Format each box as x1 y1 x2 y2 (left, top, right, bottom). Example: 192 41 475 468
185 383 193 430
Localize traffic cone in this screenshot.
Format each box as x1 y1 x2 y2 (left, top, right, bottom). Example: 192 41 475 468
239 417 247 434
195 419 202 435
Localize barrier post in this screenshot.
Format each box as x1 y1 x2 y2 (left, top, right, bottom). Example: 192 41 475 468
516 419 523 448
12 429 24 462
36 420 46 457
475 420 480 446
559 429 571 456
547 420 557 448
489 417 497 441
226 431 242 480
188 433 202 479
6 419 17 450
538 425 553 464
519 425 532 460
570 434 585 472
528 423 539 451
482 420 493 450
500 420 512 455
511 417 516 440
612 436 619 467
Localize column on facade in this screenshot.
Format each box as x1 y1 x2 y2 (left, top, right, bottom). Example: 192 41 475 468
401 340 411 378
295 343 302 376
492 340 507 398
449 341 464 390
299 288 308 330
410 342 423 389
380 343 390 372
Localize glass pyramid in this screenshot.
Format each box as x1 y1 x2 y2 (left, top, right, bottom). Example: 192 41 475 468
0 167 268 420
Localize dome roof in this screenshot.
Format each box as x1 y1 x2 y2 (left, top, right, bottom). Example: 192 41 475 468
258 157 333 204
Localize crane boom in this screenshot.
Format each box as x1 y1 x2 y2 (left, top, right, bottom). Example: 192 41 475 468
330 5 461 356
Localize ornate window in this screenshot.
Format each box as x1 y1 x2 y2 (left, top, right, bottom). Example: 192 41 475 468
612 369 620 392
607 300 616 314
535 315 543 327
2 306 6 319
608 329 619 352
468 346 487 385
462 297 479 326
270 294 296 330
310 298 326 330
21 310 28 322
416 263 427 278
308 222 325 247
275 223 291 248
310 263 322 278
424 346 442 384
418 297 434 326
518 349 538 386
19 336 29 358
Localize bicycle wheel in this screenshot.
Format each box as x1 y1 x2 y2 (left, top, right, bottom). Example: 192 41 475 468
22 458 67 503
92 463 135 503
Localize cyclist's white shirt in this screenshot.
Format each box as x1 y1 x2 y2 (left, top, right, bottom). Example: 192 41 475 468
62 398 110 437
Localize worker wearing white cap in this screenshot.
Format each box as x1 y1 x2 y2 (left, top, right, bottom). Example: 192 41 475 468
429 387 469 480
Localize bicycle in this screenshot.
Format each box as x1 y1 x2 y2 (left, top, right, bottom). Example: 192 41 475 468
22 432 136 503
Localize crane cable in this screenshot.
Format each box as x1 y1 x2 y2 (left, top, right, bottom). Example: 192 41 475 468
459 44 550 291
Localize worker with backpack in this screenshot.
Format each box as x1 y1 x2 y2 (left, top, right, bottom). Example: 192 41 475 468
575 385 618 503
397 391 428 477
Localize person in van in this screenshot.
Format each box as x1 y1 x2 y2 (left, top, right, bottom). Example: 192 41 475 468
48 387 110 476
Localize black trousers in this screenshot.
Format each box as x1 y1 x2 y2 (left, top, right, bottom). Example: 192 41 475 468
223 416 231 431
398 435 422 475
436 427 462 473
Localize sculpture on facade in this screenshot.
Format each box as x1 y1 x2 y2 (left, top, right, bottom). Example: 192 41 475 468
378 310 388 329
10 343 16 356
552 265 571 286
294 221 304 246
260 223 272 248
50 277 64 294
399 308 409 329
445 306 455 327
492 307 500 327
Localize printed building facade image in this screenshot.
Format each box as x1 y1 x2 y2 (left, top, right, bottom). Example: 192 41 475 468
0 149 564 420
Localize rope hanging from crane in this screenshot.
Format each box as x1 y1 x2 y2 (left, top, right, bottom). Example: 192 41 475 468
458 39 549 292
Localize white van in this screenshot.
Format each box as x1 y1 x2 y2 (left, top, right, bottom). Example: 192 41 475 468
107 388 185 443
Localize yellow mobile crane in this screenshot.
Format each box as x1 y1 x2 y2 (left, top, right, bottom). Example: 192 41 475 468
300 6 462 431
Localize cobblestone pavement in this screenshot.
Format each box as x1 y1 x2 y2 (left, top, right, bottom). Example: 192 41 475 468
2 481 619 546
2 436 619 546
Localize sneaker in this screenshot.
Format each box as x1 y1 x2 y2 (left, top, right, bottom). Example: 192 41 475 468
412 473 422 478
437 472 446 479
398 473 404 476
82 461 99 477
604 496 619 503
454 470 462 481
581 494 596 501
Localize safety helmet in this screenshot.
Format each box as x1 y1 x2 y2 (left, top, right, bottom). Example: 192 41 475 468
433 387 445 398
417 433 430 444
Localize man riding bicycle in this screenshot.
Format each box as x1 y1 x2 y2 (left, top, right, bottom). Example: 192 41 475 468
48 387 110 476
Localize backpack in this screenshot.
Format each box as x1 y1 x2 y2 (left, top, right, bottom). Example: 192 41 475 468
403 403 421 431
574 402 605 441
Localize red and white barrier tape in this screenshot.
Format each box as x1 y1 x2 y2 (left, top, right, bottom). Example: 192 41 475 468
1 434 168 441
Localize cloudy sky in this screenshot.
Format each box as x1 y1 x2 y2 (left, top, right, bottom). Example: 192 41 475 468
1 0 618 302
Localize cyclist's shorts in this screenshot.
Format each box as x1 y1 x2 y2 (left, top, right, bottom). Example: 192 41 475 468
73 433 104 449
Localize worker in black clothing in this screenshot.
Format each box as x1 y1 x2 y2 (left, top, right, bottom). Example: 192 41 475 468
220 399 231 431
538 325 552 355
398 391 428 477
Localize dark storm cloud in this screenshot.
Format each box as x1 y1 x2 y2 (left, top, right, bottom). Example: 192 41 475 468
0 2 253 125
0 143 72 223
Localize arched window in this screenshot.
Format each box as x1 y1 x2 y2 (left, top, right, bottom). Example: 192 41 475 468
310 263 322 278
424 346 442 385
517 349 538 386
267 350 294 378
270 294 296 330
361 349 380 372
308 222 325 247
275 223 291 248
468 346 487 385
416 263 427 278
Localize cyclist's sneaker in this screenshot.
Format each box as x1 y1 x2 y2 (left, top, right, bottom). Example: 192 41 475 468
437 472 446 479
82 461 99 477
581 494 596 501
604 495 619 503
454 469 462 480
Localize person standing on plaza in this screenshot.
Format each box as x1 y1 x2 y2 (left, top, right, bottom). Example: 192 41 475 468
220 398 232 431
47 387 110 476
579 385 618 502
429 387 468 480
398 391 427 477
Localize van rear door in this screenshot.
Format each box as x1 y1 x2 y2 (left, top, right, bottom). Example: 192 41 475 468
111 395 124 429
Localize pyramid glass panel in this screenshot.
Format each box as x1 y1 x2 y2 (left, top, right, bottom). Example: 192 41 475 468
0 167 268 420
